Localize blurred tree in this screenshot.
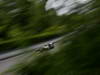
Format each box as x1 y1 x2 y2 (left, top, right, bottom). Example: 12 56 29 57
0 0 63 51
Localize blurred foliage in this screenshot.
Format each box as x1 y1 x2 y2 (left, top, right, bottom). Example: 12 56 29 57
1 0 100 75
0 0 65 52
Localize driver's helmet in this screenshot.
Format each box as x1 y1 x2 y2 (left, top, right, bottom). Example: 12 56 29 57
48 42 54 49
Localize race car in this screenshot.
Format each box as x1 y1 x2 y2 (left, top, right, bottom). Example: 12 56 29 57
36 42 55 52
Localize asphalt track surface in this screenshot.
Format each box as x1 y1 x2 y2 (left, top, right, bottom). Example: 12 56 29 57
0 37 63 73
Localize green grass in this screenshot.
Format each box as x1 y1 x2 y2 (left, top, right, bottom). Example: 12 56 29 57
0 25 64 45
0 25 64 52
